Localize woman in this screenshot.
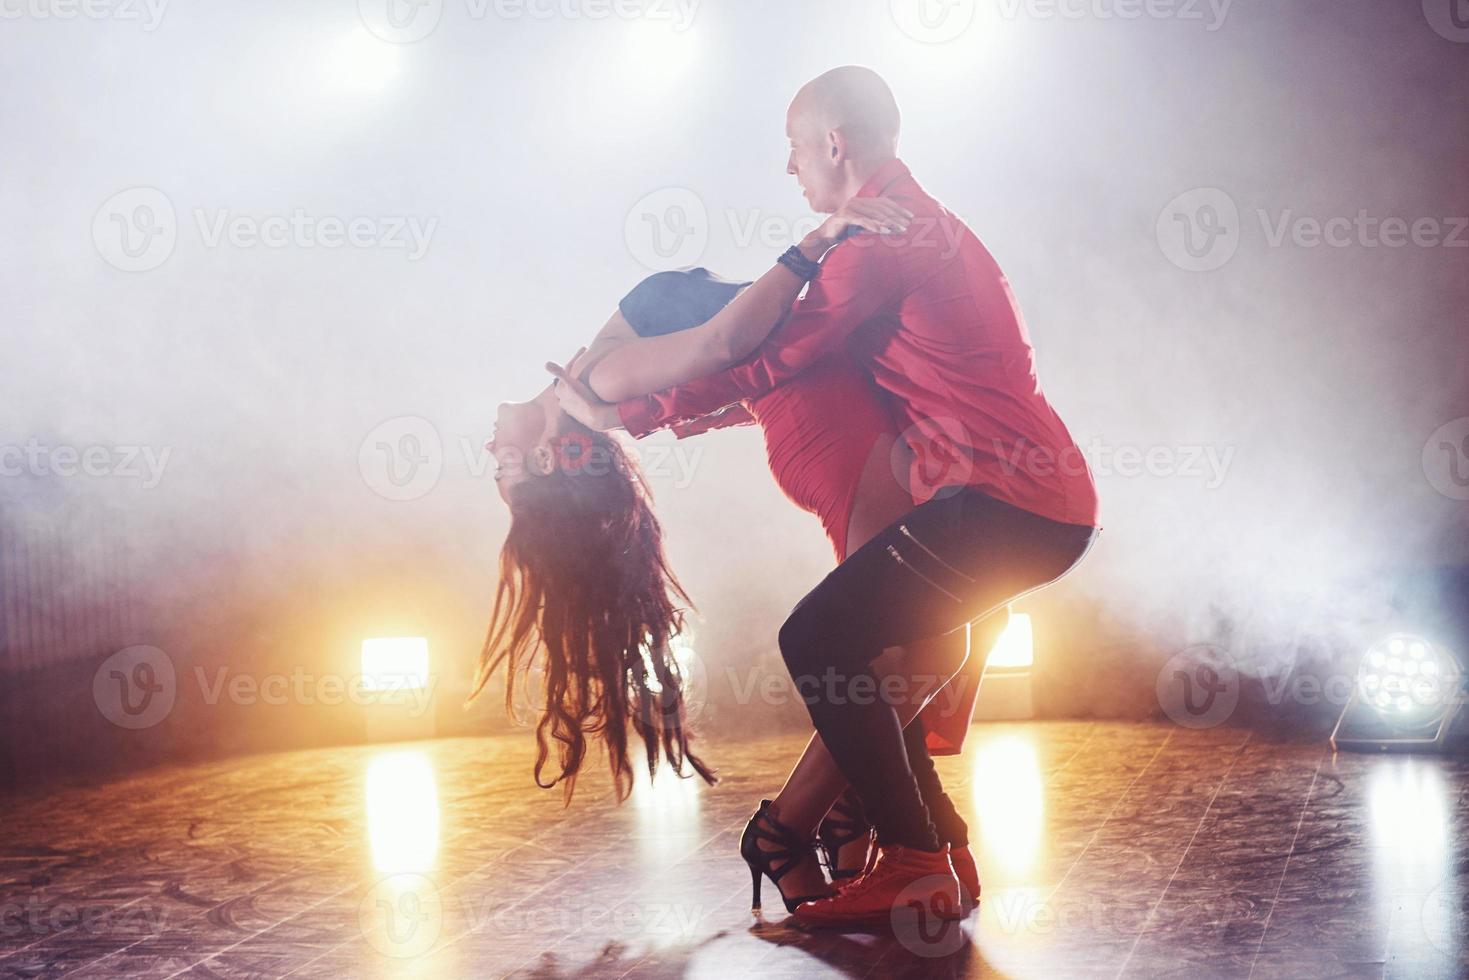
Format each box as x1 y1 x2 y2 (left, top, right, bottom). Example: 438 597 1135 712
475 196 984 913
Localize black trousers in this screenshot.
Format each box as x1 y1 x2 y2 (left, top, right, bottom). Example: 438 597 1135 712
833 716 970 852
779 488 1097 850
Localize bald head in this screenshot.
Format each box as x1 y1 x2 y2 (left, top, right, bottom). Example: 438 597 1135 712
788 66 901 160
784 67 901 213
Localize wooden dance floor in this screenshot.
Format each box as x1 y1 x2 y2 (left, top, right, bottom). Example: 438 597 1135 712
1 721 1466 978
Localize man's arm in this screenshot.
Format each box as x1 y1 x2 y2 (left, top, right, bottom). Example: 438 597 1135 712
617 235 903 437
581 198 913 403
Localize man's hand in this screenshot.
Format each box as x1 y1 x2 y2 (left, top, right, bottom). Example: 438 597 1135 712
546 349 623 431
800 196 914 260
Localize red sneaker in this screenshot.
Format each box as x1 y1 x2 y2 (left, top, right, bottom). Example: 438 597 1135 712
949 844 981 909
793 845 962 929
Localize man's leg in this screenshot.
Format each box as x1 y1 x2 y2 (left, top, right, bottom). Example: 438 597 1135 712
758 629 969 895
820 717 969 877
779 488 1095 851
902 718 968 848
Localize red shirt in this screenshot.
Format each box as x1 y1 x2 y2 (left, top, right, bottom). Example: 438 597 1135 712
619 159 1100 528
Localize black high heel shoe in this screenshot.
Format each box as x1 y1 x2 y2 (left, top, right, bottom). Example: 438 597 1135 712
740 799 831 914
817 793 874 882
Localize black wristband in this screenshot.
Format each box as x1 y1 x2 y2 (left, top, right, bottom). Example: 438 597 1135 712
776 245 822 282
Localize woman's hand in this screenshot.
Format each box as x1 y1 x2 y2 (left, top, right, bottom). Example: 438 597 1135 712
546 349 623 431
800 196 915 260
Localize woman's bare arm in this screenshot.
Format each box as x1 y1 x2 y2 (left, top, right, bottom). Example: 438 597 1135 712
582 265 802 403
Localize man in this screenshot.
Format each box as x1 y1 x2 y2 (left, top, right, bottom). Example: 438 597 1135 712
558 66 1100 928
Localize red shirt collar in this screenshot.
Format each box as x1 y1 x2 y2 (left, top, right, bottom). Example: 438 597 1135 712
855 158 913 199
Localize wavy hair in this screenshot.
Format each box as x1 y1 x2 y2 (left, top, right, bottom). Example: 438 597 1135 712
470 424 716 802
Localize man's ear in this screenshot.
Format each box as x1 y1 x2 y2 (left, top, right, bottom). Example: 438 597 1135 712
827 127 849 164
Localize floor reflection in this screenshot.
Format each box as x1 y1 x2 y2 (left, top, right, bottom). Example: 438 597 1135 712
630 764 704 864
1368 756 1450 889
366 750 441 874
971 734 1045 881
1367 755 1459 965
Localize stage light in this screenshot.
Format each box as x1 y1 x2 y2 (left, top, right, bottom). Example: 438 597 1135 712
1333 631 1464 752
616 18 701 89
987 613 1034 670
361 636 429 692
1356 633 1458 726
639 642 696 695
319 29 401 99
975 609 1035 721
365 751 440 873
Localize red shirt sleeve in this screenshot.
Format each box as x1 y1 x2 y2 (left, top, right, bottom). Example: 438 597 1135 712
617 235 903 438
667 402 756 439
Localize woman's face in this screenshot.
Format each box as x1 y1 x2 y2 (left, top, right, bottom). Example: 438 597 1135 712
486 384 564 504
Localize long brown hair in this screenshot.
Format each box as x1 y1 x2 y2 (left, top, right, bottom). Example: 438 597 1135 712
470 424 716 802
